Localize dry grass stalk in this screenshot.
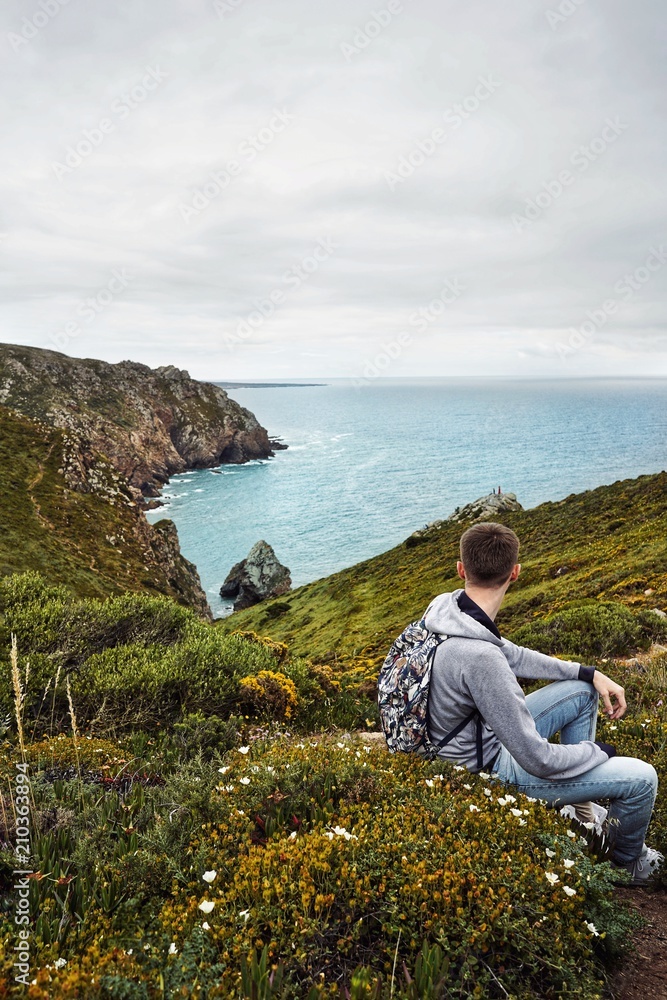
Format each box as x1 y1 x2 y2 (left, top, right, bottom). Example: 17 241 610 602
50 661 62 735
11 633 26 762
65 675 82 783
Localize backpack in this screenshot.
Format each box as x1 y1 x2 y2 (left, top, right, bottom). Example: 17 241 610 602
377 617 485 767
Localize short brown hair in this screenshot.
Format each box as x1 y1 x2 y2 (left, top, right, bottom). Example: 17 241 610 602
459 522 520 587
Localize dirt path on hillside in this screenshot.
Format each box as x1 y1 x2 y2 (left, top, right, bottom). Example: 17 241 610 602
609 890 667 999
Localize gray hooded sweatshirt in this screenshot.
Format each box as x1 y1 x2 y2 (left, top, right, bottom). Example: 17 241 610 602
424 589 609 779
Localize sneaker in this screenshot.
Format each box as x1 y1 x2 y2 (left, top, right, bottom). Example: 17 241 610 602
613 845 664 886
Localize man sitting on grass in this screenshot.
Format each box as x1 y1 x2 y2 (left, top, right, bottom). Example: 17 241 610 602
425 521 662 885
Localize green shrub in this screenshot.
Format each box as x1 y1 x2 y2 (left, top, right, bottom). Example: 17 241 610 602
509 601 667 659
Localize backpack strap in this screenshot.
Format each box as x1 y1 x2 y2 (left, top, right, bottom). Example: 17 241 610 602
434 708 486 771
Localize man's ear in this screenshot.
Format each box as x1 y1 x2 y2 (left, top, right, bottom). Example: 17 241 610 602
509 563 521 582
456 561 466 581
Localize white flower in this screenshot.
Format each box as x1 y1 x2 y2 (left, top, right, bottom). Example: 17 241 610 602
199 900 215 914
297 743 305 748
518 818 527 825
336 742 345 748
469 804 480 813
545 872 560 885
483 788 492 797
497 797 509 806
563 859 575 869
221 784 235 792
583 822 596 830
331 825 358 841
238 746 250 755
240 777 251 785
585 921 599 936
202 870 217 883
218 766 230 774
202 921 210 931
609 725 617 731
562 886 577 897
239 909 250 922
168 943 178 955
566 830 577 839
126 949 133 956
289 831 297 839
326 831 334 840
237 809 245 816
54 958 67 969
504 794 517 803
424 779 435 788
545 849 556 859
526 796 537 802
478 771 491 780
510 808 523 817
463 783 472 790
266 766 275 773
453 765 465 771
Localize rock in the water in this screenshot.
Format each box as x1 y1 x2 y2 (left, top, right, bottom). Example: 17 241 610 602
220 541 291 611
408 492 523 539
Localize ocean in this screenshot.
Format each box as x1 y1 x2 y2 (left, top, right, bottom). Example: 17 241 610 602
146 378 667 617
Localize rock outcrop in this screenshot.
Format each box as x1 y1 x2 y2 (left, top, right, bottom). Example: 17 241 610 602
409 491 523 539
220 541 291 611
0 344 281 497
0 345 288 619
446 491 523 523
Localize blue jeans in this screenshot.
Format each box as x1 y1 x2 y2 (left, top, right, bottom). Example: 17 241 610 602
492 679 658 864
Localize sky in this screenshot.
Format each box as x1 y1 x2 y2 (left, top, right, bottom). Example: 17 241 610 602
1 0 666 380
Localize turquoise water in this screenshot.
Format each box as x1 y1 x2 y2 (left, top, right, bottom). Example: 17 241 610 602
146 378 667 617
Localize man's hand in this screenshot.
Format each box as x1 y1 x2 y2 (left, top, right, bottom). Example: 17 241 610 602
593 670 627 720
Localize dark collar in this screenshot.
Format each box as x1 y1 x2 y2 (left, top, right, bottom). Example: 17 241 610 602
457 590 502 639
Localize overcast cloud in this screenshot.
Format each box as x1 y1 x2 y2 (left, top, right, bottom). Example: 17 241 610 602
1 0 666 379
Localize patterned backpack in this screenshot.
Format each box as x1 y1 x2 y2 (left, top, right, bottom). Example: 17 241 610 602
377 616 484 765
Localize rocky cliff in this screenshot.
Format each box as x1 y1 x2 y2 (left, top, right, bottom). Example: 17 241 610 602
0 344 280 497
0 405 211 616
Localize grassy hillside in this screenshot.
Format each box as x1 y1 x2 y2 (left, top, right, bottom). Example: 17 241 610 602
0 405 207 611
224 472 667 666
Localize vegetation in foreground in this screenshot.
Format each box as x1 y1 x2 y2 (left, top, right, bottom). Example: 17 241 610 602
0 571 666 997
